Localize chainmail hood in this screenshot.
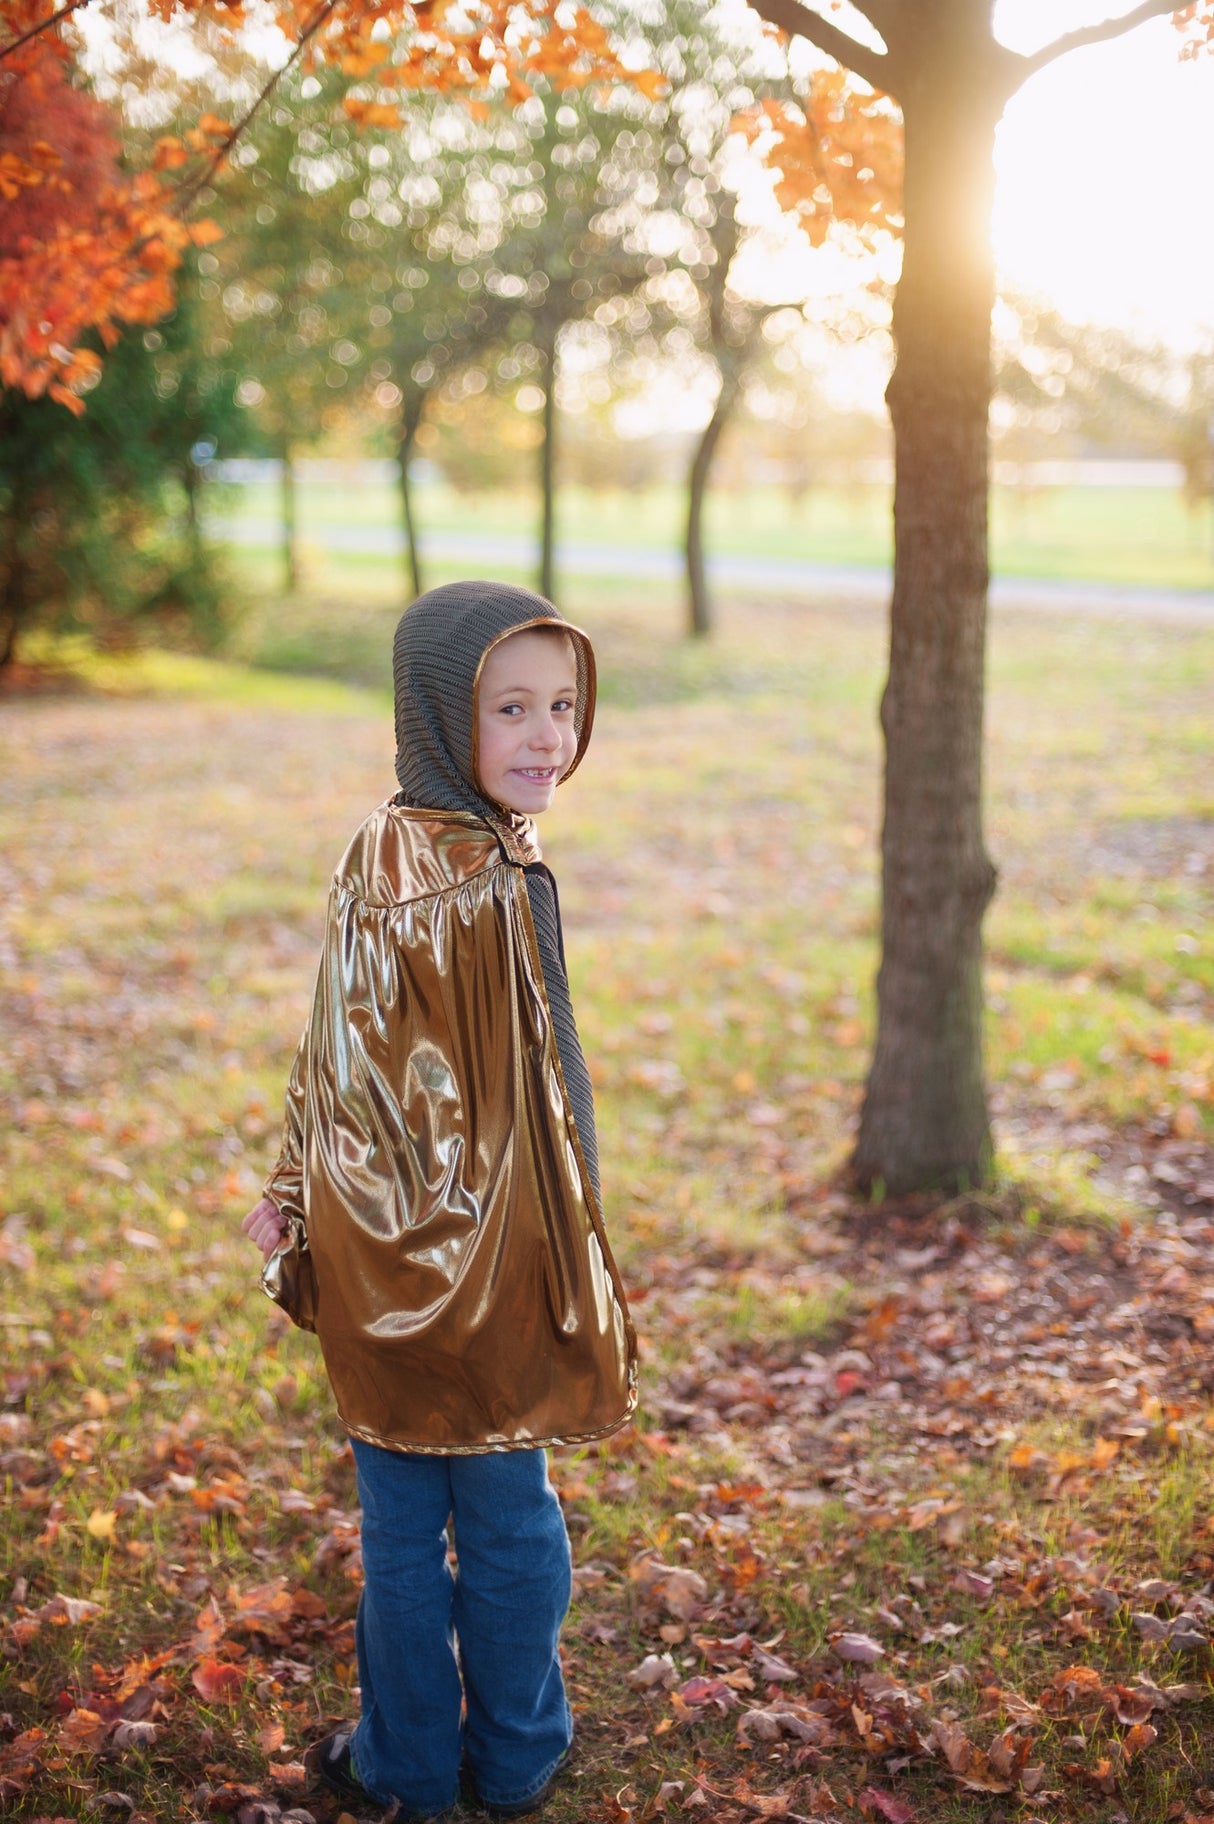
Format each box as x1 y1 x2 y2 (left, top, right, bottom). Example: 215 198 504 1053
392 580 596 820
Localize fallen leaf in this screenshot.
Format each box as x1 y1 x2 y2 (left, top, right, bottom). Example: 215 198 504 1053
111 1720 158 1750
1105 1684 1159 1726
752 1644 798 1683
858 1789 916 1823
120 1225 160 1249
36 1593 103 1625
629 1557 709 1622
230 1578 294 1641
978 1684 1041 1722
627 1653 679 1690
1088 1755 1118 1795
831 1630 884 1665
290 1586 328 1620
1121 1721 1158 1761
931 1718 972 1775
1008 1443 1044 1473
952 1569 994 1601
674 1675 738 1711
736 1704 830 1746
192 1658 246 1701
1162 1681 1208 1704
57 1707 109 1755
1042 1663 1106 1715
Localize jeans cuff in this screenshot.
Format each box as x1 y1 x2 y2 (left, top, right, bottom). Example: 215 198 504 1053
473 1735 573 1810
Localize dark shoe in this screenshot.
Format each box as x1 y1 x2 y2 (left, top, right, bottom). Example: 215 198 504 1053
304 1730 367 1805
473 1745 572 1818
307 1730 455 1820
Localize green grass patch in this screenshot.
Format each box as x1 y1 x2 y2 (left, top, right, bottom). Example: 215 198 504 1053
206 477 1214 593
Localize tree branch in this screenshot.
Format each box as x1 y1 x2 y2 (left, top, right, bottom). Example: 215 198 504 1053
744 0 894 93
1014 0 1179 85
849 0 898 50
164 0 341 221
0 0 89 62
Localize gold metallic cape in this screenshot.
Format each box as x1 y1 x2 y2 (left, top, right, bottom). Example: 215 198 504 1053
261 801 637 1454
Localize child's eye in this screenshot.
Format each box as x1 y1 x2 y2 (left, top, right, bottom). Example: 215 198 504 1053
552 697 575 714
498 703 524 716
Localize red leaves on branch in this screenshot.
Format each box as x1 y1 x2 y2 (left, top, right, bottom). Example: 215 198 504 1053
0 8 228 408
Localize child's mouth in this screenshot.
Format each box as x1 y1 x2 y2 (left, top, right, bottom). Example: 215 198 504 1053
517 768 556 780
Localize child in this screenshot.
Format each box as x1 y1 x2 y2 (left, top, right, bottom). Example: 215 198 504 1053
242 581 636 1820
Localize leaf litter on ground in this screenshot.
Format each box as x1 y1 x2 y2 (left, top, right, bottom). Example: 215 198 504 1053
1 598 1212 1821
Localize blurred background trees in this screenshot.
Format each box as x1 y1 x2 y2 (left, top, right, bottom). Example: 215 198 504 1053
2 0 1208 671
0 262 246 669
9 0 1206 674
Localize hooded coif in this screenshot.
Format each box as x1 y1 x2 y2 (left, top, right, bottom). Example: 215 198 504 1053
392 580 601 1201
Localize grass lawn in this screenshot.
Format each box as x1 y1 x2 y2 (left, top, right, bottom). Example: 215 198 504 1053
205 477 1214 595
1 592 1212 1822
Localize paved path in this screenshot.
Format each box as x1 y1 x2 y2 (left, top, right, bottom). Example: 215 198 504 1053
204 516 1214 626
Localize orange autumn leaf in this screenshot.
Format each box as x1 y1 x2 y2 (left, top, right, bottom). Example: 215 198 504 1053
1121 1721 1159 1760
56 1708 109 1756
153 135 190 170
340 34 391 75
1090 1436 1120 1470
56 1707 108 1751
734 72 903 248
191 1657 246 1701
342 95 405 129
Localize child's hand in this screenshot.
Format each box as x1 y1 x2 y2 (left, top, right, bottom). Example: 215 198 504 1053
243 1197 287 1262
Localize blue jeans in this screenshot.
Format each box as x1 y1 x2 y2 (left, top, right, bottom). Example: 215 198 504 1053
348 1440 573 1818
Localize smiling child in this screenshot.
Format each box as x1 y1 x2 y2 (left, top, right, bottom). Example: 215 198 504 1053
242 581 635 1820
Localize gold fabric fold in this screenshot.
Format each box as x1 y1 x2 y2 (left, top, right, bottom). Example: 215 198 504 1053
262 802 636 1453
262 1215 317 1334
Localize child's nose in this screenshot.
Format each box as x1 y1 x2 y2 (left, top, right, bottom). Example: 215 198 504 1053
531 714 560 749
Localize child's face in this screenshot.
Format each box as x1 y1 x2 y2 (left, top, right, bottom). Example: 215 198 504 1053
476 629 579 815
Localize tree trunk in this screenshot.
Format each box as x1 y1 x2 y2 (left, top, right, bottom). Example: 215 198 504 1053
685 182 745 640
280 437 298 594
397 388 427 602
0 572 19 670
0 496 29 671
685 368 738 638
182 457 204 565
538 320 557 602
853 47 1001 1195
